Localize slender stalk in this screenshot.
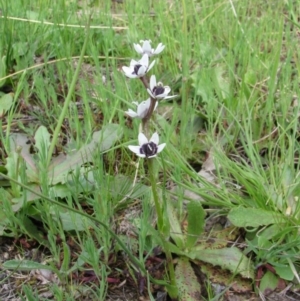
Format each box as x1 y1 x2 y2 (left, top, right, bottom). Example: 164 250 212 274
46 16 91 167
139 75 156 130
139 75 150 90
142 97 157 131
147 159 177 298
148 159 163 230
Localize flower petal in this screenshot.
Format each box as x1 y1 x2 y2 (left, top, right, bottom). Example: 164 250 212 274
125 109 138 118
138 132 148 145
148 59 156 72
122 66 137 78
164 94 178 100
129 59 139 67
150 132 159 145
163 86 171 96
139 53 149 67
142 40 152 54
144 98 151 107
137 65 147 76
147 88 155 99
153 43 165 55
128 145 141 154
157 143 166 153
135 153 146 158
137 101 148 118
124 73 138 79
149 75 156 91
133 43 143 54
122 66 131 73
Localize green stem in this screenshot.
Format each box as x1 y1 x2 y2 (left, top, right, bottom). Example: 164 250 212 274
46 16 91 167
148 159 163 230
147 159 177 298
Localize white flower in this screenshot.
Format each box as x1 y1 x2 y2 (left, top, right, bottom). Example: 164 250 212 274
125 98 158 119
133 40 165 57
147 75 176 100
128 132 166 158
122 53 155 78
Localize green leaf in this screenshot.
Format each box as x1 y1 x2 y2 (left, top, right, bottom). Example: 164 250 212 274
175 257 202 301
12 184 43 210
275 265 294 281
3 259 57 272
167 202 184 249
21 216 50 247
186 201 205 249
50 207 93 231
9 133 38 182
189 247 254 279
34 125 51 154
0 93 13 116
259 270 278 295
109 174 151 203
214 65 230 99
48 124 122 184
228 207 284 228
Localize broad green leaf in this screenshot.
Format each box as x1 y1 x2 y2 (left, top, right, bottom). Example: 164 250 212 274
0 93 13 116
214 65 230 99
275 265 294 281
186 201 205 249
49 124 122 184
148 226 186 256
10 133 38 181
228 207 284 228
3 259 57 272
12 184 43 211
175 257 201 301
199 262 252 293
259 270 278 295
50 207 93 231
189 247 254 279
109 175 151 203
34 125 51 154
167 202 184 249
21 216 49 247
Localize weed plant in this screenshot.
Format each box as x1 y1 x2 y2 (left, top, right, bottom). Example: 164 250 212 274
0 0 300 300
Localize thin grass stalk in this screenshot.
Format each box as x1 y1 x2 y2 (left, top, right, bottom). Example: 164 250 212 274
46 16 91 167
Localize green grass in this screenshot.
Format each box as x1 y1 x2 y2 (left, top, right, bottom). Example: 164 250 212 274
0 0 300 300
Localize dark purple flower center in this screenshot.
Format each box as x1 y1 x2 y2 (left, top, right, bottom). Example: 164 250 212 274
133 64 142 75
140 142 158 158
153 86 165 96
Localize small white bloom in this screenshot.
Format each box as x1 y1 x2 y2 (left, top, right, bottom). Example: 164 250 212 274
122 53 155 78
133 40 165 57
147 75 176 100
125 98 158 119
128 132 166 158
